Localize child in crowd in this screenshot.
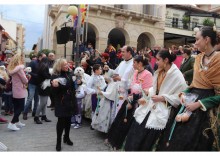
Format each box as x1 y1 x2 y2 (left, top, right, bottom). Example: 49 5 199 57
71 78 85 129
91 71 117 133
87 64 107 119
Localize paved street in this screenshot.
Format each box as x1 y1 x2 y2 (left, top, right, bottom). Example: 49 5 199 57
0 107 110 151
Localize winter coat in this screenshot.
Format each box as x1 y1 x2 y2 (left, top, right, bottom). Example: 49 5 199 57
37 67 51 96
8 65 28 98
180 56 195 85
51 70 77 117
28 59 40 85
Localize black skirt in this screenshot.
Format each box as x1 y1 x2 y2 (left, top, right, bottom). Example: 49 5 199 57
107 94 139 150
156 88 215 151
124 112 162 151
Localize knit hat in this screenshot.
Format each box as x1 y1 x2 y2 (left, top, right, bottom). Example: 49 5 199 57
83 51 90 57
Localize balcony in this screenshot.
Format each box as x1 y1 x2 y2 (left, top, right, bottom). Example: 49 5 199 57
165 17 203 31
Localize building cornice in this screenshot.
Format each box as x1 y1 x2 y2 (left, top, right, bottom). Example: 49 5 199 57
90 5 162 23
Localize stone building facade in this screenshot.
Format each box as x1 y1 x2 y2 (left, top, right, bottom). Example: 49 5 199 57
46 4 166 60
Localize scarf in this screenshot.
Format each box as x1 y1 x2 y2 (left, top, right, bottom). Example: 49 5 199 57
190 52 220 94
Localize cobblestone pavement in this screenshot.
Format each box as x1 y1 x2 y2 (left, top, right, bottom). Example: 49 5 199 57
0 107 111 152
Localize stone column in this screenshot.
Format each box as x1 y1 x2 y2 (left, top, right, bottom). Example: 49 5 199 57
97 37 108 52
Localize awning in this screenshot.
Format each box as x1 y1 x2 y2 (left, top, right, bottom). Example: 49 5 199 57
164 32 195 43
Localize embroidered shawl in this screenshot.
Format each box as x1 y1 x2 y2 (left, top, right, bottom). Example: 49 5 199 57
190 52 220 95
134 63 188 130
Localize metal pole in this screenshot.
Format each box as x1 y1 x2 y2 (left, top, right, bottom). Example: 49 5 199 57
85 5 89 44
82 22 85 43
75 5 82 67
64 23 67 58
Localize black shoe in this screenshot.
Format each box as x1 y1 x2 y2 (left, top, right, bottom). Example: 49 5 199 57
32 112 35 117
34 117 42 124
90 126 94 130
47 105 52 108
63 135 73 146
56 143 61 151
23 113 27 120
41 115 52 122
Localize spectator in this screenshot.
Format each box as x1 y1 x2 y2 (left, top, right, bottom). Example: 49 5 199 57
7 52 29 131
34 57 52 124
0 67 8 123
87 42 94 55
23 52 46 120
51 58 77 151
180 46 195 85
80 58 92 76
106 44 117 69
47 52 56 110
48 52 55 68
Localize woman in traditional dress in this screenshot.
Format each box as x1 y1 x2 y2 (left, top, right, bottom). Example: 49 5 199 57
106 55 153 150
157 26 220 151
124 49 187 151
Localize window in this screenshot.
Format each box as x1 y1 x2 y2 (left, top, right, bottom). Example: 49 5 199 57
172 18 179 28
143 5 152 15
114 5 128 10
143 5 160 17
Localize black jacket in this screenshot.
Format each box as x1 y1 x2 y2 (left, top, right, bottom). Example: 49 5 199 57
37 67 51 96
48 60 55 68
51 71 77 117
28 59 40 85
180 56 195 85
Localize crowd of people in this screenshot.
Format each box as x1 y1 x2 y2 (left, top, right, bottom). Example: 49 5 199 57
0 25 220 152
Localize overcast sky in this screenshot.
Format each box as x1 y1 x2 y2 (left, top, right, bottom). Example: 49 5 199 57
0 5 45 51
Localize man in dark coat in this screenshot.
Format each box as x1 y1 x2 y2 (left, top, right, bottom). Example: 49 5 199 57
23 52 46 120
180 47 195 85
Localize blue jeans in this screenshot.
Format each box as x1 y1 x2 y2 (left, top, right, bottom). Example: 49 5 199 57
23 84 39 114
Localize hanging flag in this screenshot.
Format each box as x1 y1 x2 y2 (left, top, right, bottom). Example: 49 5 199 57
81 4 88 24
80 4 86 12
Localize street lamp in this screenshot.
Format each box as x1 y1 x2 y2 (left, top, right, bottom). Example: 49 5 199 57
67 6 78 16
